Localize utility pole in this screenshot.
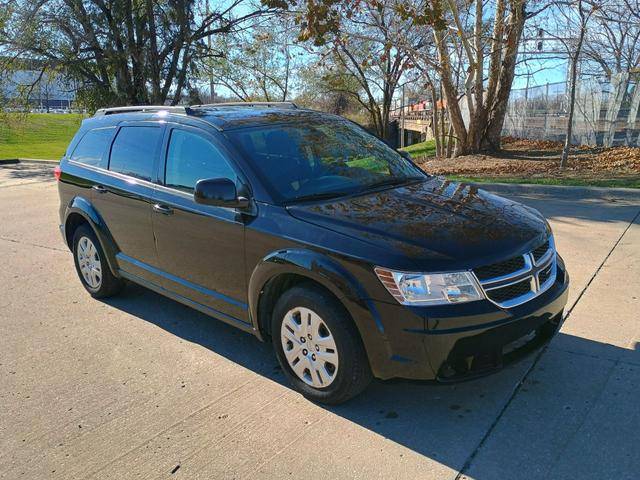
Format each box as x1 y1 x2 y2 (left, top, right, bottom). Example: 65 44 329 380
206 1 215 102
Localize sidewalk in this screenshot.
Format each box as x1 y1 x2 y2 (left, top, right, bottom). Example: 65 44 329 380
463 213 640 479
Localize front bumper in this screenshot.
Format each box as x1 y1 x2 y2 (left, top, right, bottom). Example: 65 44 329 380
363 257 569 381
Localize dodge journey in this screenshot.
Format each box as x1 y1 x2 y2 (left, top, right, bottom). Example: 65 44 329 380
57 103 569 404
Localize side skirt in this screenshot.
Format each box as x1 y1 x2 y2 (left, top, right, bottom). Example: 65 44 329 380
118 269 258 337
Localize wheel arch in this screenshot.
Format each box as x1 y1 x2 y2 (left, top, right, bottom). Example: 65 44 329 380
63 196 120 277
248 249 386 345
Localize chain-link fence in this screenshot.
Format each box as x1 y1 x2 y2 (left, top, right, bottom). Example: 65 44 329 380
503 73 640 147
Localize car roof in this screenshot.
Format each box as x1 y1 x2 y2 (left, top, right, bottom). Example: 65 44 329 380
83 104 346 132
197 107 343 131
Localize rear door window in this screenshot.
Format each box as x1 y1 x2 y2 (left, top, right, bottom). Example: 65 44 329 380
164 128 236 193
70 127 115 168
109 126 163 181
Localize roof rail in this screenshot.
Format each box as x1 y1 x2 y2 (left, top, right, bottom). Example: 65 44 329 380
191 101 298 110
94 105 189 116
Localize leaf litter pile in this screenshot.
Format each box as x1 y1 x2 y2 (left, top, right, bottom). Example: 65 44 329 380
417 137 640 180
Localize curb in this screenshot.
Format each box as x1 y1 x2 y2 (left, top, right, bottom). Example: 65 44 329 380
476 181 640 199
0 158 58 165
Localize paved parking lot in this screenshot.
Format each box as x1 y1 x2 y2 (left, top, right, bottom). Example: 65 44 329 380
1 161 639 479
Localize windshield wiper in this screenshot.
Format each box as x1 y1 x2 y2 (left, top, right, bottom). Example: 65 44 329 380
285 190 353 204
360 176 423 192
285 177 424 204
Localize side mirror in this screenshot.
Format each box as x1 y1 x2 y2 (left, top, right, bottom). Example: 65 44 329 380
194 178 249 209
398 150 412 161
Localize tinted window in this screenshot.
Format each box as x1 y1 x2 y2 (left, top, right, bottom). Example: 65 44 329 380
109 126 162 181
70 127 115 167
228 119 425 203
165 129 236 193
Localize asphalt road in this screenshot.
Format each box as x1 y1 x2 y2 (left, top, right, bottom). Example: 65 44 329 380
1 161 639 479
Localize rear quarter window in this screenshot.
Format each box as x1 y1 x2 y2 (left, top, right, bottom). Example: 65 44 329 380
69 127 116 168
108 126 163 181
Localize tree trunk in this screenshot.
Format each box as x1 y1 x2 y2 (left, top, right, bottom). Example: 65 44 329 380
433 26 469 154
428 0 525 155
446 122 455 158
440 83 447 156
561 8 587 169
429 83 441 157
468 0 485 152
481 0 526 151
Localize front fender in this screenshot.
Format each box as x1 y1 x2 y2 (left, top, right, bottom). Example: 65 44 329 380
248 248 392 371
64 196 120 277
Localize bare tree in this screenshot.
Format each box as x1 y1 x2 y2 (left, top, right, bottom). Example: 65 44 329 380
542 0 599 167
0 0 274 107
560 0 588 167
296 59 365 116
206 15 301 102
583 0 640 77
267 0 428 140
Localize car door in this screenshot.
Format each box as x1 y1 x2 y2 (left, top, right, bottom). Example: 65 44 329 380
90 121 164 283
151 124 249 326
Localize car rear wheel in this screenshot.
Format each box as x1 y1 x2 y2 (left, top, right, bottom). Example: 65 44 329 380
72 224 123 298
272 284 372 404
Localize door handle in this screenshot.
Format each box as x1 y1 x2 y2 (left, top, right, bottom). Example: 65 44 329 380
92 185 108 194
153 204 174 215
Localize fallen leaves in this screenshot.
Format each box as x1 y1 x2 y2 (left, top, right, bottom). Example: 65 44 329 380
418 137 640 180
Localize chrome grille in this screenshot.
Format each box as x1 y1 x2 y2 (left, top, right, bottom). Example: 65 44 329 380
473 237 556 308
474 256 526 281
532 240 550 263
538 262 554 286
485 278 534 304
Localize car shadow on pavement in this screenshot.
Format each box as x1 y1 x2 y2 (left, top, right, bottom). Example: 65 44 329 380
102 281 639 474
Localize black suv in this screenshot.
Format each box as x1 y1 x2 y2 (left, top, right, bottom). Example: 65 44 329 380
57 103 569 404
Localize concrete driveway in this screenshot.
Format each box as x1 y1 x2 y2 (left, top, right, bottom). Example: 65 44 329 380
1 162 639 479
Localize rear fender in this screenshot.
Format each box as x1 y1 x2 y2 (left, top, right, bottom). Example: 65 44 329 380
64 196 120 277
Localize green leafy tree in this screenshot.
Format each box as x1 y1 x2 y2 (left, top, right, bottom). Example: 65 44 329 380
1 0 274 107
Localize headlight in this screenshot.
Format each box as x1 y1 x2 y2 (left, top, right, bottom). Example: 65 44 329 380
374 268 484 305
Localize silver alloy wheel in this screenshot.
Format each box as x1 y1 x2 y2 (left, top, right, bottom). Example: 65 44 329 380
280 307 339 388
77 236 102 289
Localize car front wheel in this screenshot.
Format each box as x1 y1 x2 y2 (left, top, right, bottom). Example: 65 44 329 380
272 284 372 404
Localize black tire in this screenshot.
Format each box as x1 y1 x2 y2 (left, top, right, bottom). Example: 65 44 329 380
72 224 123 298
271 283 372 404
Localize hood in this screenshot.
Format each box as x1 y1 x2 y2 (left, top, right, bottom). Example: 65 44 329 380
286 177 549 271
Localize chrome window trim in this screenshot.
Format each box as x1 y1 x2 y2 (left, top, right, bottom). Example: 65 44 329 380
68 159 157 188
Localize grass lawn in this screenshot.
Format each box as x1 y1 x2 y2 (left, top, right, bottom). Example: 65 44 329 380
0 113 86 160
400 139 437 159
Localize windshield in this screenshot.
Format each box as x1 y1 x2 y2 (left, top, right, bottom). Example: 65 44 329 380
227 119 426 203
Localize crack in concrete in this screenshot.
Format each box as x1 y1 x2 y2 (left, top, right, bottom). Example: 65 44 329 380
0 179 55 189
0 236 67 253
454 206 640 480
555 347 640 367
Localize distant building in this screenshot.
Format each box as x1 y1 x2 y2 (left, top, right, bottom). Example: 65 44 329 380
1 58 75 110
